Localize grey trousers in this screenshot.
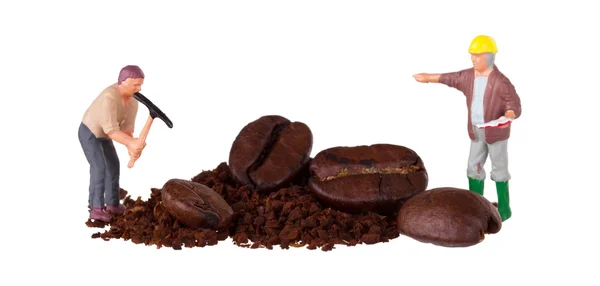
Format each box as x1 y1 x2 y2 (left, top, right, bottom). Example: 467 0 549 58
467 126 511 182
78 122 120 209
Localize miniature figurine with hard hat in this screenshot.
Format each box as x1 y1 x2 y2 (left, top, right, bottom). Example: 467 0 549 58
412 35 522 221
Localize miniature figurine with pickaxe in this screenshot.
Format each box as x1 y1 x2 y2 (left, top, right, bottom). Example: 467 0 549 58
79 65 172 222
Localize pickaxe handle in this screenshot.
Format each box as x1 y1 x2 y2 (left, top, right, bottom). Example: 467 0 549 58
127 114 154 168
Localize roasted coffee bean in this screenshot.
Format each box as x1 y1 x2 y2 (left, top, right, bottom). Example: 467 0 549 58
228 115 313 193
308 144 428 214
396 187 502 247
161 179 234 230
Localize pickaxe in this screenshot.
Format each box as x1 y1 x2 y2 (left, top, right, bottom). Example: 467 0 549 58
127 92 173 168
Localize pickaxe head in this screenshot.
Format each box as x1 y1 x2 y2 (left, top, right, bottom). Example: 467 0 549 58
134 92 173 128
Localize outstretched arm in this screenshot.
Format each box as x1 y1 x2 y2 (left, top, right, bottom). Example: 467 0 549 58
438 70 467 91
414 69 468 93
413 73 441 83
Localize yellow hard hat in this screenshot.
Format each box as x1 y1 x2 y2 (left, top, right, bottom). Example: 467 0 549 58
468 35 498 54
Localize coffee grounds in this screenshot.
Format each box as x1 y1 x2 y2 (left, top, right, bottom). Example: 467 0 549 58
89 162 400 251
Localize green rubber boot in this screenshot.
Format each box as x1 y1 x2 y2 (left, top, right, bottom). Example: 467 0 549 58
468 177 484 196
496 181 512 221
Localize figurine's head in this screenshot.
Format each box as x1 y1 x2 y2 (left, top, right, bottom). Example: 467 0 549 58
468 35 497 73
118 65 145 96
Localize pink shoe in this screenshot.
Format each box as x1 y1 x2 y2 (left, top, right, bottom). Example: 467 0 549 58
106 204 125 214
90 206 112 222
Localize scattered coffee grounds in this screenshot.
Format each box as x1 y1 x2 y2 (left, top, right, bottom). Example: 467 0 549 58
89 162 400 251
308 144 428 214
228 115 313 193
396 187 502 247
161 179 234 229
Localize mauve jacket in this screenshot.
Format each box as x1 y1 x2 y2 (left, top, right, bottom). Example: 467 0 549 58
439 66 522 144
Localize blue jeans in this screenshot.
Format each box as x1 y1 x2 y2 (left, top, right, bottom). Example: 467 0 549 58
78 122 120 209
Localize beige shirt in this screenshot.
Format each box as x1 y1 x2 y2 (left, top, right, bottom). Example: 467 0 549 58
82 83 139 138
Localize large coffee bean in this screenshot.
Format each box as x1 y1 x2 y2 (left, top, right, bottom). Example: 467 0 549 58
396 187 502 247
161 179 234 230
228 115 313 193
308 144 428 214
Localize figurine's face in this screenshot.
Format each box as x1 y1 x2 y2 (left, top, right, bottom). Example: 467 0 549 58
470 53 488 72
122 78 144 96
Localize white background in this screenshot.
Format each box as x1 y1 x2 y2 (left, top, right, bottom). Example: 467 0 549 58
1 0 598 285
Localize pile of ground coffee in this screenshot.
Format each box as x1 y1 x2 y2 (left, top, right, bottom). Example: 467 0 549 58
89 162 400 251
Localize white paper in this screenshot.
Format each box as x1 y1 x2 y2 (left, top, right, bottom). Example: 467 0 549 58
476 116 512 128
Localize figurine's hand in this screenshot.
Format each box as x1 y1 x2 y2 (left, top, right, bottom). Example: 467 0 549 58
504 110 516 120
129 149 142 160
499 110 516 129
127 138 146 159
413 73 429 83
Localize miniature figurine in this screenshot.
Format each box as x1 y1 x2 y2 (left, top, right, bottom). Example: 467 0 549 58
412 35 521 221
78 65 147 222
